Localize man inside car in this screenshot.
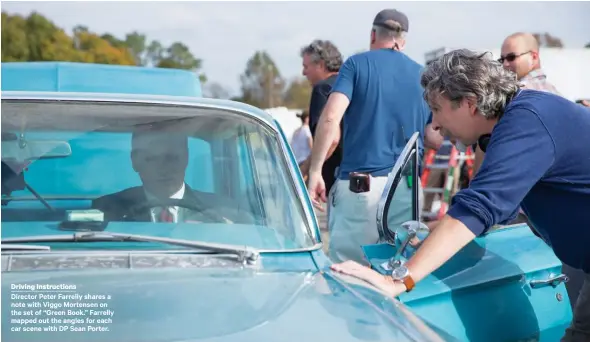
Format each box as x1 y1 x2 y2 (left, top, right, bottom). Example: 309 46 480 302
92 125 253 224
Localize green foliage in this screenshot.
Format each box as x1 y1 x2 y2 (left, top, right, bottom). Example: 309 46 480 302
239 51 287 108
2 10 320 109
1 10 206 82
283 77 312 109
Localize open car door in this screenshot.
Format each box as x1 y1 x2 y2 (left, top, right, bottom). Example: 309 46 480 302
361 132 572 342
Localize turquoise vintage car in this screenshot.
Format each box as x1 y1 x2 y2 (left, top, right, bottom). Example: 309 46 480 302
1 63 572 341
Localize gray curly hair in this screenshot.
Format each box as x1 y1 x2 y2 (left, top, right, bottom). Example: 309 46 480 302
300 40 343 73
421 49 520 119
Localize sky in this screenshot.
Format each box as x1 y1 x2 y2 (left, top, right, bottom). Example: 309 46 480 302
3 1 589 97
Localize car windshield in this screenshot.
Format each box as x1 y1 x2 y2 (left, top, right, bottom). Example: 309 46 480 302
1 99 314 251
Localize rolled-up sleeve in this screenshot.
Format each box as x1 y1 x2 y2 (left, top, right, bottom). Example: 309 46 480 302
446 107 556 236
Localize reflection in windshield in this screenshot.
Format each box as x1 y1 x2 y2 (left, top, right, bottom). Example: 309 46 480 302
386 152 415 235
1 100 313 250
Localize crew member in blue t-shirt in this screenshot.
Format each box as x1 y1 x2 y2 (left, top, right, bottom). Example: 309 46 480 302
307 8 443 265
329 49 590 342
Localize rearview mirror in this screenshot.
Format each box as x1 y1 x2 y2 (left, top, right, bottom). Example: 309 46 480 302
2 135 71 161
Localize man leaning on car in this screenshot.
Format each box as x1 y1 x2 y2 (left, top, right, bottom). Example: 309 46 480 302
330 49 590 342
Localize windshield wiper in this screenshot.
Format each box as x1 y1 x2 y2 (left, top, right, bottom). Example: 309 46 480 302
1 233 259 264
1 243 51 251
1 161 54 211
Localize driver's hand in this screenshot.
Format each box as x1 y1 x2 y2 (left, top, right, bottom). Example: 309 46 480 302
330 261 407 298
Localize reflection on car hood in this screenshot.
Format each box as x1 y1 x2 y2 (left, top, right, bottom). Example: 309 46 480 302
1 268 444 342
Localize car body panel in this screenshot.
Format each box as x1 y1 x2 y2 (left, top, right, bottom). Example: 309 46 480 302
1 259 451 342
362 133 573 341
1 62 202 97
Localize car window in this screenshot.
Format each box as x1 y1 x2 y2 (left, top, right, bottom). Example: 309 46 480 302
4 132 215 197
1 100 313 251
385 151 416 233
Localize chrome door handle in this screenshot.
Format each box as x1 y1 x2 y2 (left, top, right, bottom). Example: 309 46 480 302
529 273 569 289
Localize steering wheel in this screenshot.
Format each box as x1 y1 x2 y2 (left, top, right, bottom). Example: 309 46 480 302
124 198 227 223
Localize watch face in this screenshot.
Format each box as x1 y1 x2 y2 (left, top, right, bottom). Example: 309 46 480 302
392 265 409 280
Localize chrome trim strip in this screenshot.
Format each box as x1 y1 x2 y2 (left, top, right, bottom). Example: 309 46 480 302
1 91 278 130
376 132 420 243
272 122 319 243
1 92 320 250
0 243 324 255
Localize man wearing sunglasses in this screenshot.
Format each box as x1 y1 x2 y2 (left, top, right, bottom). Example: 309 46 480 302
499 32 560 94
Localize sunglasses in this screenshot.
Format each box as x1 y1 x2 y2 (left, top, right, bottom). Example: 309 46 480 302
497 51 531 63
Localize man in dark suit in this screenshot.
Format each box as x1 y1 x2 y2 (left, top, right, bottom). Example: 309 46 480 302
92 126 253 224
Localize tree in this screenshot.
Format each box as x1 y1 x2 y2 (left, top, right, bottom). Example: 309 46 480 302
2 12 31 62
1 11 133 65
100 33 127 49
145 40 164 66
585 42 590 48
155 42 206 83
203 82 231 99
532 33 564 48
1 11 207 83
239 51 285 108
74 30 135 65
283 77 312 109
124 31 146 65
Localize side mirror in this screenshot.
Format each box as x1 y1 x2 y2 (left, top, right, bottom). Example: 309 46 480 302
376 131 430 272
381 220 430 271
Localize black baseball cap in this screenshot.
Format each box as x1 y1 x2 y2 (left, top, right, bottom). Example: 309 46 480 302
373 9 409 32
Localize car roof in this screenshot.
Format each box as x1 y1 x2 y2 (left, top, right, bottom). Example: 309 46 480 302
1 62 202 97
1 91 277 126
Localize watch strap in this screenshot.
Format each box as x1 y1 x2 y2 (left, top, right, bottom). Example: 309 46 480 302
402 274 416 292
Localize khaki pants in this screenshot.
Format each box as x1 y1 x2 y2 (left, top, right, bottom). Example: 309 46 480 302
327 176 390 265
561 272 590 342
327 175 423 266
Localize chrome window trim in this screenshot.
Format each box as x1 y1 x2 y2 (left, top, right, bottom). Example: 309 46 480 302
376 132 421 243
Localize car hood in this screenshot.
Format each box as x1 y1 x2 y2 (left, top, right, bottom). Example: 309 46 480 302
2 268 446 342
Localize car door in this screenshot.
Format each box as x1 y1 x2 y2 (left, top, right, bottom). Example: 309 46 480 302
362 132 572 342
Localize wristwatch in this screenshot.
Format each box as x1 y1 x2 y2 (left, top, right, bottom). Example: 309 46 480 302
391 265 416 292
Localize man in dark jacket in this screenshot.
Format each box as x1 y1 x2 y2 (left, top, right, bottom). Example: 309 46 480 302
299 39 343 194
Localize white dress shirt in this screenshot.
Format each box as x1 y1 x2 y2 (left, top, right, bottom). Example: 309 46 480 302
145 183 185 223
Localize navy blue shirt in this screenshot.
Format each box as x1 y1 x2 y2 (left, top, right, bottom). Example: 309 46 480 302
447 89 590 272
331 49 431 180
